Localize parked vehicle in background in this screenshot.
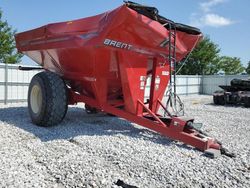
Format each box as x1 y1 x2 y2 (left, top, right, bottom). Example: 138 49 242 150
213 78 250 107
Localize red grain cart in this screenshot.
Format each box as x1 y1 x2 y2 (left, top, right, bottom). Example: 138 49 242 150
15 1 233 157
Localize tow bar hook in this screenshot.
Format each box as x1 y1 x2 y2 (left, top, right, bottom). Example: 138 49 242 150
220 147 236 158
187 122 236 158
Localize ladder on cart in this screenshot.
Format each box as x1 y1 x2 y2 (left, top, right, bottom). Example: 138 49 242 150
164 22 184 116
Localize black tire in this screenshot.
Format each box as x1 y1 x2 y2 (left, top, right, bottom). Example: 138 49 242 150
218 95 225 105
28 71 68 126
244 97 250 108
213 95 219 105
213 95 225 105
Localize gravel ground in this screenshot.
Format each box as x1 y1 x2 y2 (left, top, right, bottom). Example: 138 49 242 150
0 95 249 188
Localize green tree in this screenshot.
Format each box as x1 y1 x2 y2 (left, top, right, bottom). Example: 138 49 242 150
177 36 221 75
0 9 22 64
218 56 245 75
246 61 250 74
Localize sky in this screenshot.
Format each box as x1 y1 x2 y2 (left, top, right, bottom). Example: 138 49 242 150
1 0 249 66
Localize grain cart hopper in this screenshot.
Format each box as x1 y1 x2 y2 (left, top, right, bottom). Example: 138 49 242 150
15 1 234 157
213 78 250 107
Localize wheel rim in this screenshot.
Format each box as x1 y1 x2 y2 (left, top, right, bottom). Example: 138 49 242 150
30 84 42 114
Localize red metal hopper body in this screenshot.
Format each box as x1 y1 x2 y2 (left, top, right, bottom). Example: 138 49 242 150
15 3 224 154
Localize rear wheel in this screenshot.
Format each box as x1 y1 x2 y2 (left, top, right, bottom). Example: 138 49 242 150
28 71 68 126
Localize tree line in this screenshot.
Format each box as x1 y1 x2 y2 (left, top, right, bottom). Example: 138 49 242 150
0 8 250 75
0 9 22 64
177 36 248 75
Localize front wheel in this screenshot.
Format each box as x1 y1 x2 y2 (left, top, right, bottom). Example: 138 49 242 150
213 95 225 105
213 91 225 105
28 71 68 126
243 97 250 108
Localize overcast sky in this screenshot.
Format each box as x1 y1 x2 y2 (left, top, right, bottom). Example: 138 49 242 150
1 0 249 66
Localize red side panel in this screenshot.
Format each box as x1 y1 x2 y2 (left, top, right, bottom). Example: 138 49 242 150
117 52 148 114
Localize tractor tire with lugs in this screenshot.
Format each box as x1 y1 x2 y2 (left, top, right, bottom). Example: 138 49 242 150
28 71 68 126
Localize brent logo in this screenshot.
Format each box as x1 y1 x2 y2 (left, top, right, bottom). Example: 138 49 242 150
104 39 133 50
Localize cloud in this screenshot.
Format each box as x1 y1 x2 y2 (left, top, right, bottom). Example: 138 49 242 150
190 0 234 28
202 14 233 27
191 13 234 27
200 0 227 12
